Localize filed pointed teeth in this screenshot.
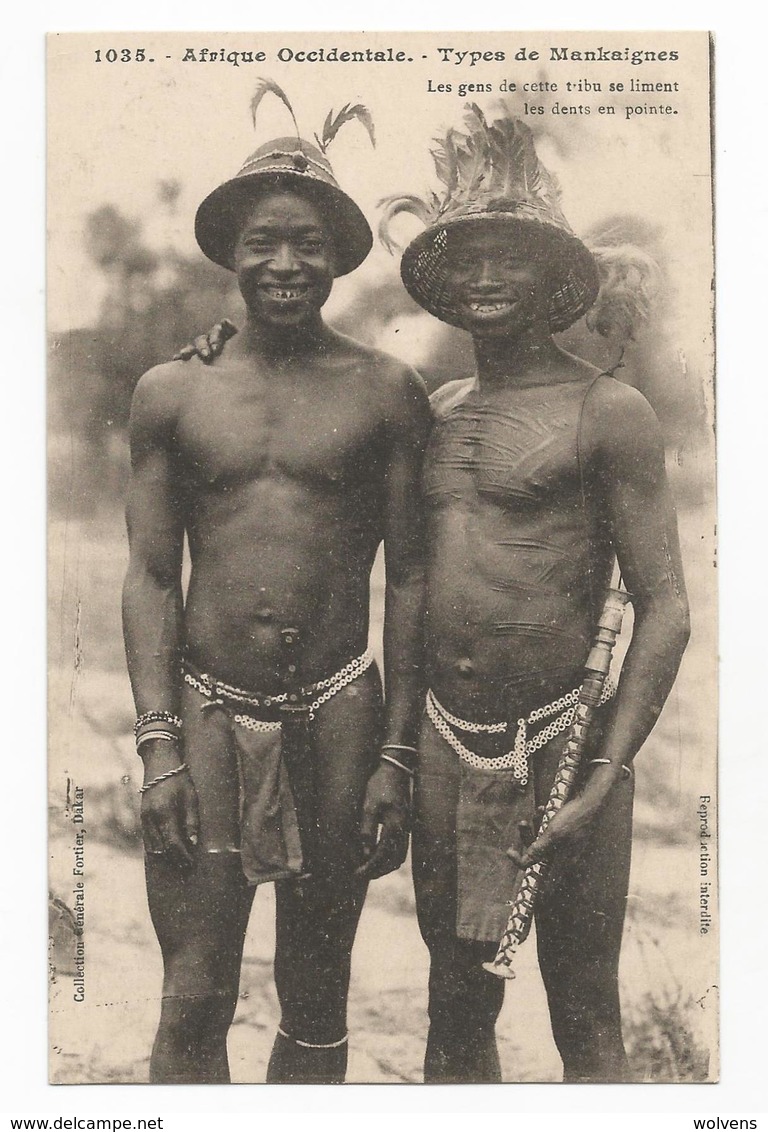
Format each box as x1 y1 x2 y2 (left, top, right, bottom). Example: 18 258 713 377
264 286 308 300
469 301 512 313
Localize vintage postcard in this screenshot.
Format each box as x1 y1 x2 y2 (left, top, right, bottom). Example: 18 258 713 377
47 30 716 1085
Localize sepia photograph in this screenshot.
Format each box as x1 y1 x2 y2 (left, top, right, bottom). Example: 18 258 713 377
47 30 716 1087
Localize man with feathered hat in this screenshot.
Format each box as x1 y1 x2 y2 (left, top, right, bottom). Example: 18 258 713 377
179 105 690 1083
378 106 690 1082
122 88 430 1084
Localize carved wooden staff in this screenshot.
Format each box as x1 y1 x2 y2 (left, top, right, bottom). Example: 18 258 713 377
482 586 631 979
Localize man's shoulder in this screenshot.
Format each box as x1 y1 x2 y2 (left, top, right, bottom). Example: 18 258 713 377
585 376 663 461
333 332 429 406
134 358 190 394
335 332 418 378
587 374 658 426
429 377 476 420
131 360 191 424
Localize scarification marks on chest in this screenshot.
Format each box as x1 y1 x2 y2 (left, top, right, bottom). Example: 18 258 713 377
426 401 575 500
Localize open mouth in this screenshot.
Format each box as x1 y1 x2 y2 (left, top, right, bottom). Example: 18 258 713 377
465 298 517 316
468 300 513 313
261 284 311 302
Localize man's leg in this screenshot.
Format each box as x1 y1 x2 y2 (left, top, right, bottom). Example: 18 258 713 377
266 667 381 1084
268 875 364 1083
145 853 255 1083
144 687 255 1084
412 719 505 1084
533 741 635 1082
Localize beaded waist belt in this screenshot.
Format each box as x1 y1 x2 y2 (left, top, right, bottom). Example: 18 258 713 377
426 677 617 787
183 650 375 734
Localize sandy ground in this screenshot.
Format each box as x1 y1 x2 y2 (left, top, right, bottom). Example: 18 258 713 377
48 820 713 1085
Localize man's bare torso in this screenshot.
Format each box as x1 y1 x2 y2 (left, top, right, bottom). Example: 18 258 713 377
155 335 404 688
424 362 615 718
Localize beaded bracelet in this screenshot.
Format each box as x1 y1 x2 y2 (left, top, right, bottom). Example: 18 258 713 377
588 758 633 780
138 763 189 795
134 711 183 738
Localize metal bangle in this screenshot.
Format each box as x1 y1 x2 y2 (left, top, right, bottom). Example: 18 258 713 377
135 720 181 739
588 758 633 779
380 744 417 772
277 1026 348 1049
136 730 181 753
380 754 415 778
138 763 189 794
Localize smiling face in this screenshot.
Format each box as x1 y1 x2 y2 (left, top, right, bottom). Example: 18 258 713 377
442 222 553 338
232 190 336 331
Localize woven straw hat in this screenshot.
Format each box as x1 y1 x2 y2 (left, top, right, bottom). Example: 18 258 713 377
380 109 599 332
195 136 372 276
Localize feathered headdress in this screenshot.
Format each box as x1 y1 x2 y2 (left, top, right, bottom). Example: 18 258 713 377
382 106 661 342
195 80 375 275
381 107 600 333
380 105 569 251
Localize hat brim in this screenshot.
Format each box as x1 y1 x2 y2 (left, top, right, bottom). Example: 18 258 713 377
195 170 373 277
400 214 599 334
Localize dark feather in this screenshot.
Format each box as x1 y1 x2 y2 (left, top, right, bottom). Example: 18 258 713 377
430 128 460 194
453 133 489 206
487 118 533 196
250 78 300 138
427 190 442 214
464 102 489 134
317 103 376 152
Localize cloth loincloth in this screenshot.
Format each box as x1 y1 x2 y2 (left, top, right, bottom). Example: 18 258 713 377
418 679 615 943
181 651 374 886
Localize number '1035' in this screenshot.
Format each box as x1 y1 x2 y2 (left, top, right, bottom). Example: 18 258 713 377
94 49 150 62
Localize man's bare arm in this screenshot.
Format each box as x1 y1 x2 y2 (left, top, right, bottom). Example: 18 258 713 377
356 364 431 880
123 367 186 714
590 381 690 781
510 381 690 865
123 366 199 865
381 366 431 747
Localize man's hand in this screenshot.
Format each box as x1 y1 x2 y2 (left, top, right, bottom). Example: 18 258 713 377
173 318 238 364
506 766 621 869
140 750 201 868
354 762 411 881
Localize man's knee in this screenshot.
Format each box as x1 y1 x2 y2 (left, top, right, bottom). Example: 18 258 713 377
273 876 363 1042
428 942 505 1029
146 854 252 977
536 897 626 985
157 987 240 1045
158 921 246 1005
413 869 456 955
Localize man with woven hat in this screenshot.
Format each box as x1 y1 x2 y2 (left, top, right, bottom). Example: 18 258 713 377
123 99 430 1084
379 108 690 1082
